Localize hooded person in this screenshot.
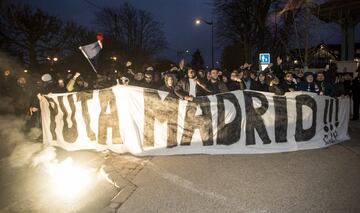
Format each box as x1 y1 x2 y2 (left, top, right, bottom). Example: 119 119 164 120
298 72 320 94
158 74 177 98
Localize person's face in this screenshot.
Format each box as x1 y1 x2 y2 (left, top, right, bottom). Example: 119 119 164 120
250 73 256 80
58 79 64 87
4 70 11 77
17 77 26 87
135 73 143 81
198 71 205 78
306 74 313 82
285 73 293 82
210 69 219 80
259 74 266 82
167 76 174 87
316 73 325 82
297 70 304 78
222 76 228 83
188 69 195 79
230 70 239 81
243 71 250 80
238 71 244 79
145 74 152 83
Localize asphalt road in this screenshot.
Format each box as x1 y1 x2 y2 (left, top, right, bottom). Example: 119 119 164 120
0 119 359 213
117 121 360 213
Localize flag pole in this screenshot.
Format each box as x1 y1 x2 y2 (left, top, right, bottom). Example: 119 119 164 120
79 46 98 73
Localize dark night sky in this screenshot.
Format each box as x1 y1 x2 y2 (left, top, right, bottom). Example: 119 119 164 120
20 0 360 66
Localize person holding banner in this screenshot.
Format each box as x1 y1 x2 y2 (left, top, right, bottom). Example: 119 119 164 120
298 72 320 94
159 74 177 98
175 68 211 101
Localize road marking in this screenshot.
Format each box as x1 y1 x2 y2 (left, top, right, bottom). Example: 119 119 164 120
147 161 227 202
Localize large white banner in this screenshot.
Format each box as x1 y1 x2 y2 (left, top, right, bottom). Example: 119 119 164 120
39 85 350 155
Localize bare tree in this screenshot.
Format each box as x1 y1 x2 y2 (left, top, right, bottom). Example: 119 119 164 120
95 2 167 62
213 0 274 62
0 2 95 72
0 3 64 69
214 0 305 67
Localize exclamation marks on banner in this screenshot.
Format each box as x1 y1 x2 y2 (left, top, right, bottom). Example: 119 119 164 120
335 98 339 128
323 99 329 133
323 98 339 144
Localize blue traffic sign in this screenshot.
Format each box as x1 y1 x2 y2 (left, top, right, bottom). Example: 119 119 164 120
259 53 270 64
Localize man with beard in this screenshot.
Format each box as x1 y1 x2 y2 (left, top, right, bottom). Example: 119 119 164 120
142 71 157 89
175 67 211 101
206 68 228 94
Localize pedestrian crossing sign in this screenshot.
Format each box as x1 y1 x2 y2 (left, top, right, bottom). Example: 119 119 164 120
259 53 270 64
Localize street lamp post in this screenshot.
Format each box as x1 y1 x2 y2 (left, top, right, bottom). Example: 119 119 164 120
195 18 214 68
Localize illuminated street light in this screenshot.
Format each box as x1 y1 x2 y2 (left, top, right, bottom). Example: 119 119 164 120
67 70 71 73
110 56 117 61
23 69 28 73
194 17 214 67
294 60 299 64
47 57 59 62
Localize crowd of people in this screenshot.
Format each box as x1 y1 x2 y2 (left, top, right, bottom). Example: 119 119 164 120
1 56 360 139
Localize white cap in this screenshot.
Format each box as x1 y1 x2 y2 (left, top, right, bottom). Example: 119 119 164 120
170 67 178 72
41 73 52 82
146 66 154 71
